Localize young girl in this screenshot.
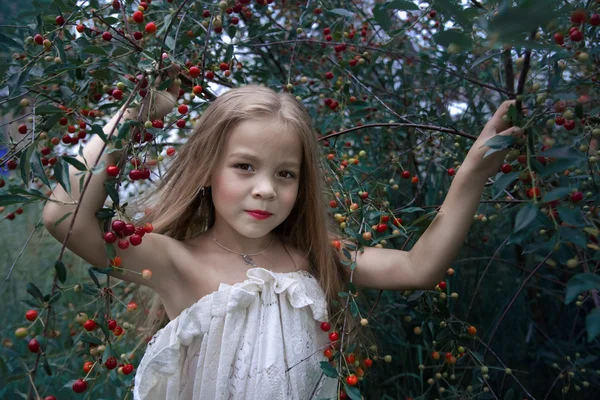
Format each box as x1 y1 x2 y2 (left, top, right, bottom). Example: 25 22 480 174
42 65 521 399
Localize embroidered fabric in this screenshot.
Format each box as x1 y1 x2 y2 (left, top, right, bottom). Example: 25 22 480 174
133 267 338 399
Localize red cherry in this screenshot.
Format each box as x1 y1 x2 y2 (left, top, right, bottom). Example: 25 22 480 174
189 66 200 78
178 104 188 114
107 319 117 330
206 71 215 79
143 223 154 233
554 115 565 126
192 85 203 95
134 226 146 237
7 160 18 170
145 22 157 34
320 321 331 331
34 34 44 45
570 30 583 42
76 24 85 32
219 62 229 71
133 31 143 40
111 220 125 233
438 281 447 290
102 31 112 41
376 224 387 233
554 33 564 45
447 167 455 176
124 223 136 236
72 379 87 393
590 14 600 26
230 16 239 25
122 363 134 375
401 170 410 179
28 338 40 353
113 326 124 336
118 239 130 250
83 319 97 331
176 119 186 128
105 356 117 370
202 10 211 18
570 191 583 202
59 116 68 125
501 164 512 174
324 71 334 80
363 358 373 368
329 331 339 341
563 120 576 131
112 89 123 100
570 9 586 24
56 15 65 25
346 374 358 386
83 361 93 373
18 124 27 134
103 232 117 244
166 147 176 156
26 310 38 321
129 234 143 246
129 169 142 181
106 165 120 177
44 396 57 400
133 11 144 23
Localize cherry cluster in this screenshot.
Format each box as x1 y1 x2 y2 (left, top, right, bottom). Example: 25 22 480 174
102 220 153 249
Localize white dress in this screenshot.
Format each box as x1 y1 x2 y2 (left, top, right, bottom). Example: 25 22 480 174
133 267 338 399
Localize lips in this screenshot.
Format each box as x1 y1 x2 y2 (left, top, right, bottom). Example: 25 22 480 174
246 210 272 216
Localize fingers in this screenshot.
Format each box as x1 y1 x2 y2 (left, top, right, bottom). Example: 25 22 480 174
497 125 524 138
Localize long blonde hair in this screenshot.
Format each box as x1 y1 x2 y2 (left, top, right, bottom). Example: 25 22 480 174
131 84 374 368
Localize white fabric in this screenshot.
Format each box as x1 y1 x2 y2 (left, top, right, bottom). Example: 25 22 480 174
133 267 338 399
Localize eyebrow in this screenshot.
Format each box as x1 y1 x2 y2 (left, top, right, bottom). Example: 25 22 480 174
229 151 301 169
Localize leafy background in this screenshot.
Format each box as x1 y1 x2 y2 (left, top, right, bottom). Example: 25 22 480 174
1 0 600 399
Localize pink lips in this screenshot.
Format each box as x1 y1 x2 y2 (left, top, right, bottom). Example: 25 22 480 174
246 211 272 220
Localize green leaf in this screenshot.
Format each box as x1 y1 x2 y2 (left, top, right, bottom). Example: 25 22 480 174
88 267 101 288
338 292 350 297
165 36 176 50
157 78 172 91
31 152 51 188
82 46 107 56
557 206 585 227
0 195 30 207
492 171 519 199
91 160 106 175
385 0 419 10
104 181 119 204
319 361 338 378
26 282 44 301
482 134 515 150
117 120 135 140
62 156 87 171
540 146 586 162
345 386 362 400
0 32 21 49
542 187 572 203
565 273 600 304
513 203 538 234
90 124 108 143
43 357 52 376
54 261 67 283
53 159 71 193
52 212 72 229
8 63 33 96
587 308 600 343
433 29 473 51
35 104 64 114
488 0 560 38
105 243 116 261
80 334 103 345
329 8 355 18
373 4 392 32
19 145 35 185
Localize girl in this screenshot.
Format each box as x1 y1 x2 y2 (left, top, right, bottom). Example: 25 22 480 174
42 64 521 399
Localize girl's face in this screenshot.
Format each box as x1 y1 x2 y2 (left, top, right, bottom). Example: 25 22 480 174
208 118 302 253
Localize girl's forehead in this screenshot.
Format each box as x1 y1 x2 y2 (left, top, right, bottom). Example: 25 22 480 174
227 119 302 153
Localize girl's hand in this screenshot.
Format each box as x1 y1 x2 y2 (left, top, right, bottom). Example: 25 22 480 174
462 100 524 179
143 63 181 120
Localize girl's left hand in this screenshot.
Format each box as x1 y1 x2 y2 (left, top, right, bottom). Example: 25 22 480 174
462 100 524 179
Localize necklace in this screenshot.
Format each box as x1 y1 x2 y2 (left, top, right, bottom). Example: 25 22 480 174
211 233 275 268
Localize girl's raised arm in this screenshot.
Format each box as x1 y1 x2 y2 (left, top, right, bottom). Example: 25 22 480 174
42 76 183 293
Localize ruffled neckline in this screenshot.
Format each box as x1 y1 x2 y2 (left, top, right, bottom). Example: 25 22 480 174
169 267 319 323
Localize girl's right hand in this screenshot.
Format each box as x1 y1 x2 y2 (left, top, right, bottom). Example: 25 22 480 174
144 63 181 120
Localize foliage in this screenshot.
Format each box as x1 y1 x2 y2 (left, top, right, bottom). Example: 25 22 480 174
1 0 600 398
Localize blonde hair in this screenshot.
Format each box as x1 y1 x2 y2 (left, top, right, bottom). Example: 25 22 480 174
131 84 375 369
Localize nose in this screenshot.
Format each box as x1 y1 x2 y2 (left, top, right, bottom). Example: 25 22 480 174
252 177 276 199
